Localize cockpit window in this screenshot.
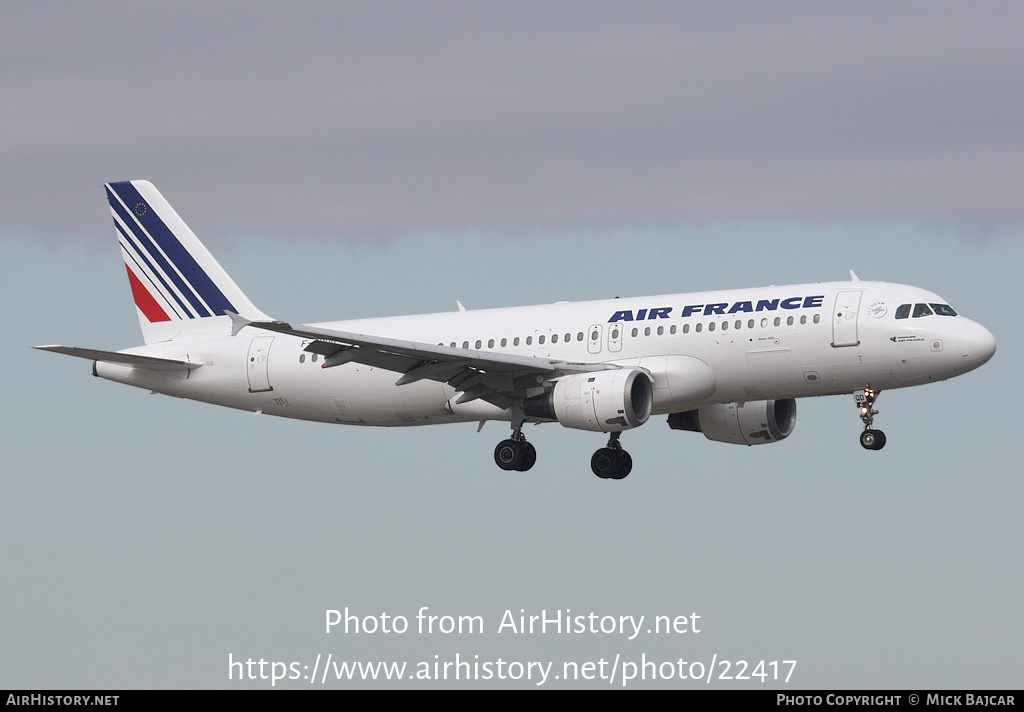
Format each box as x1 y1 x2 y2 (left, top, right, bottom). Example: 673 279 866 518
930 303 957 316
895 304 911 319
913 303 934 318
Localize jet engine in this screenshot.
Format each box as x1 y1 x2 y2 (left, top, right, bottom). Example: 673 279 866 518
667 399 796 445
524 368 653 432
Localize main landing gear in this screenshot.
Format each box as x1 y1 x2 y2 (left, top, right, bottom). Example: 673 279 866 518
591 432 633 480
855 386 886 450
494 403 537 472
492 410 633 478
494 431 537 472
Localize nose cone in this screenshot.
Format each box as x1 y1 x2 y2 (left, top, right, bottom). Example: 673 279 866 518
958 320 997 371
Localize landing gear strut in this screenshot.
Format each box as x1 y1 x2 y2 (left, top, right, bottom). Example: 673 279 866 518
591 432 633 479
855 386 886 450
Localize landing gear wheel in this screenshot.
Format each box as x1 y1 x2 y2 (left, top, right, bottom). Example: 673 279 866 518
494 439 524 471
608 450 632 479
494 438 536 471
517 441 537 471
591 447 632 479
591 448 618 478
859 429 886 451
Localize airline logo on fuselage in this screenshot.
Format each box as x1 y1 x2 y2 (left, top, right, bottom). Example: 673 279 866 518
607 295 825 322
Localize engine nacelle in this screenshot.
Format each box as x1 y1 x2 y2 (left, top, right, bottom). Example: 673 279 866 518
667 399 796 445
524 368 653 432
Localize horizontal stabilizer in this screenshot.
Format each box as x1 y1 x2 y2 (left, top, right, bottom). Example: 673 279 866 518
34 345 202 371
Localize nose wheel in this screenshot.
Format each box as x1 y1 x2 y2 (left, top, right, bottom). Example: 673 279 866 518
591 433 633 479
859 429 886 450
855 386 886 450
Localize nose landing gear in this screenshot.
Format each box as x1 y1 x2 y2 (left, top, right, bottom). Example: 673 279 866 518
855 386 886 450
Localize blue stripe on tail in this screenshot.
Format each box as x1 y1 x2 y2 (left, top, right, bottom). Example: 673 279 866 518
106 182 238 319
114 218 190 319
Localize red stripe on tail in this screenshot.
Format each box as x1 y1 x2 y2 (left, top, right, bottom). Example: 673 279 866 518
125 265 171 323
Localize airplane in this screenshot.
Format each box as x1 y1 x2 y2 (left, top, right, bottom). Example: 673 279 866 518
36 180 997 479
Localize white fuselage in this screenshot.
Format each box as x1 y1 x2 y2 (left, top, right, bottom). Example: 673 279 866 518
94 280 994 429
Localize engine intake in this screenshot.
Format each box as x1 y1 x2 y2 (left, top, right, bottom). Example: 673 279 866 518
668 399 796 445
524 368 653 432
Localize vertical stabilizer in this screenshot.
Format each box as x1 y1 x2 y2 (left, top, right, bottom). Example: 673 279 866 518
105 180 270 343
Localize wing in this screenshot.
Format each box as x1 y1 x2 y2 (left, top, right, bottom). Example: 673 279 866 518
246 319 619 409
34 345 202 371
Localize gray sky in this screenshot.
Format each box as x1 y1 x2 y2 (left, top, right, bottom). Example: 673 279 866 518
5 2 1024 235
2 2 1021 689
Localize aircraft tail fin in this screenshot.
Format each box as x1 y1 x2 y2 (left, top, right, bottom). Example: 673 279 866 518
105 180 270 344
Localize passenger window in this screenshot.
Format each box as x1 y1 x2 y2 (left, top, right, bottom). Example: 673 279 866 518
539 335 545 345
747 319 754 329
631 328 638 337
644 327 651 336
695 323 702 333
551 334 558 343
761 318 768 328
299 354 305 363
577 332 584 341
708 322 715 332
913 303 933 318
462 341 469 349
774 317 781 327
513 337 520 346
487 339 494 348
591 330 599 341
813 314 820 324
670 325 677 334
657 326 664 335
475 340 482 349
800 315 806 325
312 354 318 362
682 324 689 334
500 338 507 347
787 316 794 326
721 321 728 331
526 336 532 345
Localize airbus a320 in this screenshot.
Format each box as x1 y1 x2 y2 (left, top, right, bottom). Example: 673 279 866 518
37 181 997 478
